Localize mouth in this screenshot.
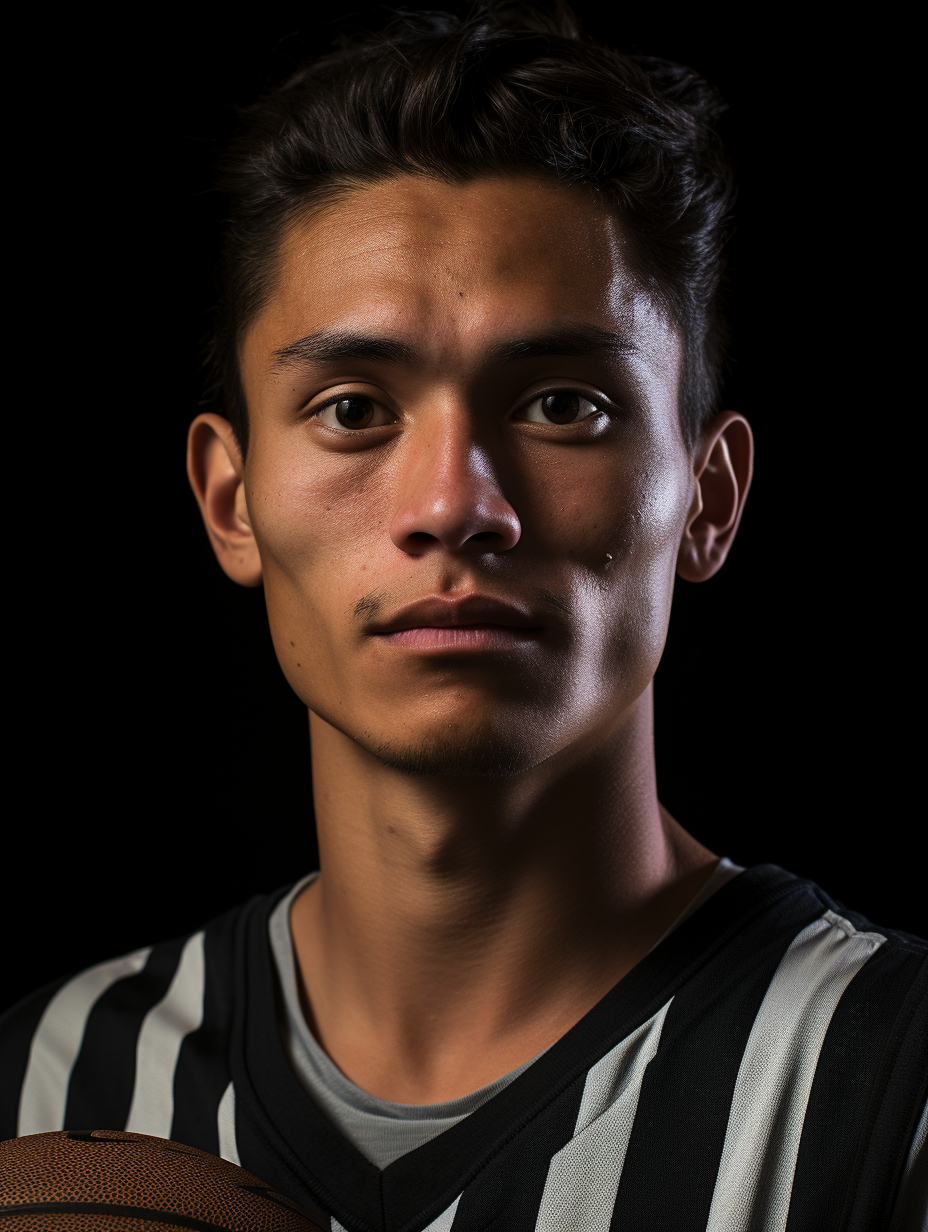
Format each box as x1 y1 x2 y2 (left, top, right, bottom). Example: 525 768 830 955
370 594 544 652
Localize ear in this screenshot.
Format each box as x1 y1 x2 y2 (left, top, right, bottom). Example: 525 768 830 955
676 411 754 582
186 413 263 587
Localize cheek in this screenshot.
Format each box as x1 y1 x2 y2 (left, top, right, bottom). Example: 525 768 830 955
242 439 389 694
525 437 687 574
247 438 384 580
559 444 691 698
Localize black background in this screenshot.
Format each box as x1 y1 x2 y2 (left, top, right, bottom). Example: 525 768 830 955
7 3 918 1014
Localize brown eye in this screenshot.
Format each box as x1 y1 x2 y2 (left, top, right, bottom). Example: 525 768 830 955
521 392 601 426
333 396 374 428
315 395 395 431
542 393 582 423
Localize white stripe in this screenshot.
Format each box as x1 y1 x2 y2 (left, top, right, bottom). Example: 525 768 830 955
125 932 206 1137
707 910 886 1232
217 1081 240 1165
17 947 151 1135
903 1095 928 1180
888 1095 928 1232
534 1000 673 1231
331 1221 348 1231
423 1194 462 1231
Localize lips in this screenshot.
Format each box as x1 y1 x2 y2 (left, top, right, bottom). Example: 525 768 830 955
371 594 540 635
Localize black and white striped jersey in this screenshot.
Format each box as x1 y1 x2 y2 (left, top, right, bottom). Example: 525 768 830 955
2 864 926 1232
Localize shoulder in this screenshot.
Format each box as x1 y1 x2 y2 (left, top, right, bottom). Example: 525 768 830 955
598 865 927 1230
785 873 928 1016
724 866 928 1229
722 865 928 1100
0 887 287 1146
715 862 927 988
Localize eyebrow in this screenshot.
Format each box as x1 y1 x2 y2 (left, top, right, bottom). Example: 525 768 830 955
269 324 638 372
270 331 415 370
487 325 638 363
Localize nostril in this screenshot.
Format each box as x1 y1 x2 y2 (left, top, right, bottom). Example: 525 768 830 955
388 457 522 554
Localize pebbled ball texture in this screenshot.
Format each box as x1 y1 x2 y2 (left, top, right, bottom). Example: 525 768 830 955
0 1129 325 1230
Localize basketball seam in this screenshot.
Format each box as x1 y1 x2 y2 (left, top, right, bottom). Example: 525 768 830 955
0 1200 241 1232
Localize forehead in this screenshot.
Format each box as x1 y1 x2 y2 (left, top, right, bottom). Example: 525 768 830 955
244 175 678 374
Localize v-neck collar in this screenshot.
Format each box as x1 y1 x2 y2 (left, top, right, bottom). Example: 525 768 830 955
230 865 823 1232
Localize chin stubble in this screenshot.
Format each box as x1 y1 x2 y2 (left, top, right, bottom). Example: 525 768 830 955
370 731 535 779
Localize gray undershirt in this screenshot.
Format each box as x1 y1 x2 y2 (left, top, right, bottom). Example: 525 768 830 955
268 857 744 1169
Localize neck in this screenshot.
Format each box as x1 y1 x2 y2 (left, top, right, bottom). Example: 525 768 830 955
289 682 716 1102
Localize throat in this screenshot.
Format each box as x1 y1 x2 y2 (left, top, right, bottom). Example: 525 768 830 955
285 830 718 1104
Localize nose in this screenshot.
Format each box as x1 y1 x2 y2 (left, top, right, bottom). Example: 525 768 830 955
389 419 521 556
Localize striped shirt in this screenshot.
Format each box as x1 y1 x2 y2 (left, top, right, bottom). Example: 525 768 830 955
2 864 926 1231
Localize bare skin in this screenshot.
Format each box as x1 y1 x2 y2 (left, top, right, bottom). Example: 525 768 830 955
188 175 753 1103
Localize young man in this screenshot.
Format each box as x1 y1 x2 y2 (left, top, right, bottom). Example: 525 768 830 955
2 5 925 1229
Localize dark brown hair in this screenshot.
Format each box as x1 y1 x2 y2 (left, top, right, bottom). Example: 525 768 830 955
205 1 734 454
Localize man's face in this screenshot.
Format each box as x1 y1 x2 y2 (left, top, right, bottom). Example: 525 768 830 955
239 175 694 776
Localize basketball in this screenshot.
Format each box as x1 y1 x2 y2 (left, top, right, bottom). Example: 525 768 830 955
0 1129 325 1230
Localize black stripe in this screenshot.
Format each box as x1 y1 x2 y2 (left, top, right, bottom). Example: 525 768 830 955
216 891 341 1232
786 935 928 1232
171 910 239 1154
0 1201 245 1230
447 1072 586 1232
0 975 72 1139
608 890 823 1230
63 935 188 1131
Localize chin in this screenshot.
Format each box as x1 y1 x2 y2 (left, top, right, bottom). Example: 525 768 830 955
370 727 549 779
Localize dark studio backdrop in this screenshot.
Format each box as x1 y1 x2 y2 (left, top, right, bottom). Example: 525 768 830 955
7 3 919 1012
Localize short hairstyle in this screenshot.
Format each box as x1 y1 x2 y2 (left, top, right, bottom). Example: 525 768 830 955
204 1 734 455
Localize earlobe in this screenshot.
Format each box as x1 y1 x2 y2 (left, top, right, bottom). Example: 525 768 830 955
186 413 263 588
676 412 753 583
